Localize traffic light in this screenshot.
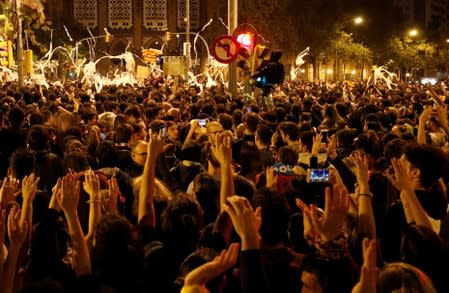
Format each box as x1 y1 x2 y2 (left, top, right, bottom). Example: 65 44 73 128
165 32 172 42
251 45 270 76
253 50 285 86
233 23 258 72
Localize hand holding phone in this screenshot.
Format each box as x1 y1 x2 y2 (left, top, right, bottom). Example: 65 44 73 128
307 169 330 183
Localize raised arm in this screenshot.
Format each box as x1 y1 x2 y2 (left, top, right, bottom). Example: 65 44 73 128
389 158 433 230
212 133 234 212
83 170 101 250
59 174 91 277
20 173 40 236
138 132 164 228
417 106 432 144
1 206 28 293
352 152 376 240
435 105 449 137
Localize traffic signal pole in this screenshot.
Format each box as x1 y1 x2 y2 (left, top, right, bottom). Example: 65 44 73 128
15 0 24 87
228 0 238 98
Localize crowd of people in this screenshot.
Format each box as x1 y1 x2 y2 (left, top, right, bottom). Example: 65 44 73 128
0 76 449 293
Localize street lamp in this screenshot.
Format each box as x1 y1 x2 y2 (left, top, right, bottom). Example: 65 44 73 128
409 29 418 37
354 17 363 25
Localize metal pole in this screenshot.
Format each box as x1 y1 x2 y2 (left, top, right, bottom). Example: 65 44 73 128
184 0 191 69
16 0 24 87
228 0 238 98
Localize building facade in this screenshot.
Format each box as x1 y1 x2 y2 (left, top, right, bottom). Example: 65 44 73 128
393 0 448 28
44 0 209 56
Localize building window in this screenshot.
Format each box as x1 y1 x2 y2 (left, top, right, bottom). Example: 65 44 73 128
177 0 200 30
143 0 168 30
108 0 133 29
73 0 98 28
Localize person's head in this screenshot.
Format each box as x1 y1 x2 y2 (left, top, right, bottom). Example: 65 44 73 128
252 188 290 246
114 123 133 145
300 253 359 293
161 193 203 250
63 151 90 172
193 172 220 225
59 112 76 133
96 140 118 168
218 113 233 131
255 124 273 148
9 148 35 180
178 248 223 292
279 122 300 144
378 262 436 293
8 106 25 128
130 122 147 144
130 140 148 167
206 121 223 146
299 130 315 153
403 143 448 188
244 112 259 134
27 125 49 151
239 142 262 179
92 215 144 290
166 121 179 141
277 146 299 166
124 105 141 124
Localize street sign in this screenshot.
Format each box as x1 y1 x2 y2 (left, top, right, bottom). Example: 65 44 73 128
211 35 239 64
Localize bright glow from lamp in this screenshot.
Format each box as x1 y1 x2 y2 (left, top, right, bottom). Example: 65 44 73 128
237 33 253 47
327 69 333 74
354 17 363 24
409 29 418 37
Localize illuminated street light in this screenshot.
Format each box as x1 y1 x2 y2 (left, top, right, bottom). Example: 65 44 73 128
406 73 411 77
327 69 333 74
446 39 449 43
354 17 363 25
409 29 418 37
351 69 356 75
300 69 305 73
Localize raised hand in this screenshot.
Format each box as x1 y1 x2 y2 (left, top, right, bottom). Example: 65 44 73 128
388 157 415 192
352 152 370 190
419 105 433 124
311 133 323 156
224 196 261 250
352 238 377 293
0 177 20 208
49 178 62 212
59 175 80 217
184 243 240 288
148 131 165 162
435 105 448 126
21 173 40 203
296 198 320 242
301 184 349 242
106 177 120 215
327 134 338 160
212 133 232 167
83 170 100 200
7 206 28 247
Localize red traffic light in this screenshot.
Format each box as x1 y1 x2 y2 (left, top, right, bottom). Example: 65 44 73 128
237 33 254 48
233 23 258 55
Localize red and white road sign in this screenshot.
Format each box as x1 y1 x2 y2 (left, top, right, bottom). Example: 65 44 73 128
211 35 239 64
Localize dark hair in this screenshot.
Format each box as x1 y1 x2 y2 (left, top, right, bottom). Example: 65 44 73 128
278 146 299 166
193 172 220 225
299 130 314 153
9 148 35 180
245 112 259 133
27 125 49 151
301 254 359 293
161 193 203 252
92 215 144 291
114 123 133 144
256 124 273 146
63 151 90 172
97 140 118 168
404 143 448 188
9 106 25 127
280 122 299 141
218 113 233 131
239 142 262 179
252 188 290 245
